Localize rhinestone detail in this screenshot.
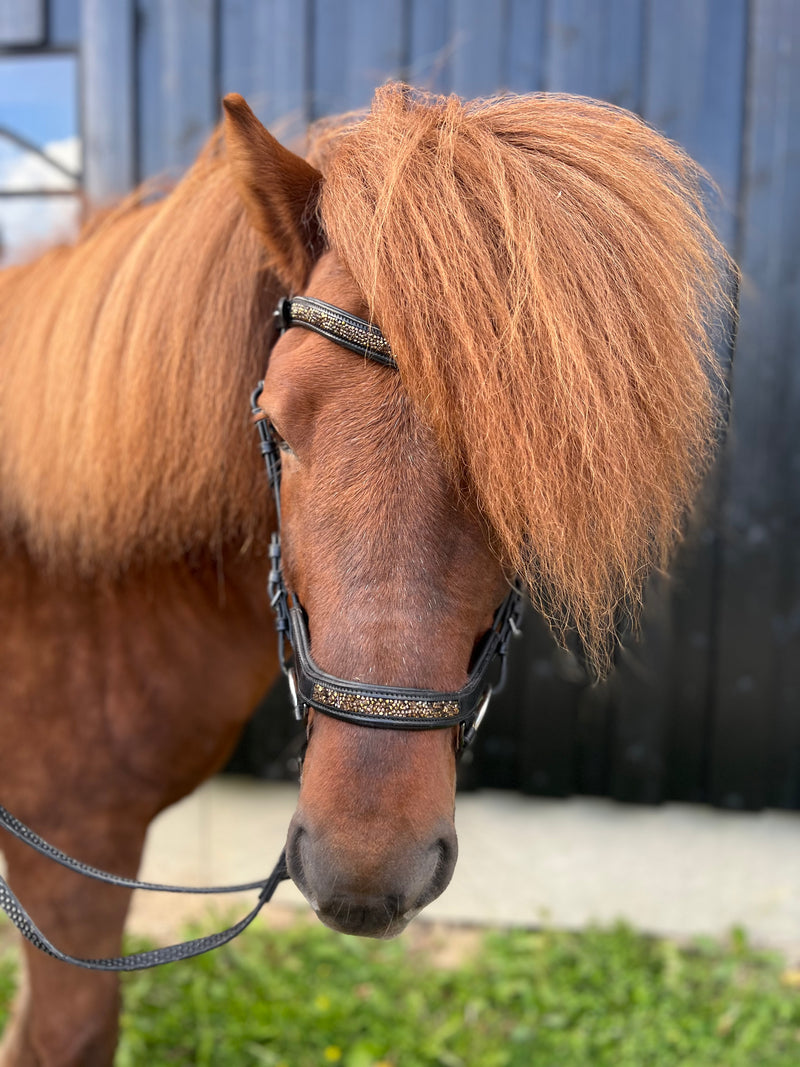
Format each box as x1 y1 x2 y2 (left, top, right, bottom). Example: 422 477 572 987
290 300 394 360
312 683 459 721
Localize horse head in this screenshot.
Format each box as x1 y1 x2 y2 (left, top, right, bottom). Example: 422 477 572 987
224 94 509 937
223 88 730 937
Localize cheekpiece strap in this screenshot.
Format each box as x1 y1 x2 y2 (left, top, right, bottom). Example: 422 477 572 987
275 296 398 369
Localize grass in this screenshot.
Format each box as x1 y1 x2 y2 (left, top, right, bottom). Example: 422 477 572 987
1 917 800 1066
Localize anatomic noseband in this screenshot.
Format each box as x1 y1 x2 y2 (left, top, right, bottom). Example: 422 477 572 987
253 295 522 750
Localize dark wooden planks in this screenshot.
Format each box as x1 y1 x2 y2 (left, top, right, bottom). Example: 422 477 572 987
712 0 800 809
605 0 747 805
311 0 405 119
643 0 747 247
516 617 585 799
136 0 216 180
345 0 405 111
450 0 506 97
136 0 166 179
160 0 216 172
506 0 547 93
219 0 310 140
408 0 451 93
219 0 277 114
544 0 643 107
0 0 44 46
50 0 79 46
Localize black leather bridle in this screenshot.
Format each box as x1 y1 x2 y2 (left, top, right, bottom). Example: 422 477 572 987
253 295 523 752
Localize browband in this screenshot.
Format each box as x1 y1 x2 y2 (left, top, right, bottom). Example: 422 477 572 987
275 296 398 369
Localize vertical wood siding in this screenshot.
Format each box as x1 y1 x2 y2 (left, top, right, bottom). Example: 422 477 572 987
78 0 800 809
82 0 136 200
0 1 44 46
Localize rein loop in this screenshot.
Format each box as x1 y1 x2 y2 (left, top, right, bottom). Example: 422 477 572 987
0 804 289 971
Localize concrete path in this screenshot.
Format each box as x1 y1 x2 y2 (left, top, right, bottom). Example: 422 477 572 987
132 777 800 959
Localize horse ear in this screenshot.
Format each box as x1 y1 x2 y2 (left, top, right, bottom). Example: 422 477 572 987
223 93 324 288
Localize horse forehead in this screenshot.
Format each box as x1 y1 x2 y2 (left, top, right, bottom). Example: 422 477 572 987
305 250 367 316
266 330 399 456
266 251 403 439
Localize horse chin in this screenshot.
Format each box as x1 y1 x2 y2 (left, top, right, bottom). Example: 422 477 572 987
311 902 421 940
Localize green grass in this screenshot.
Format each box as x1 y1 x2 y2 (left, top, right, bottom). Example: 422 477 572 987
1 918 799 1066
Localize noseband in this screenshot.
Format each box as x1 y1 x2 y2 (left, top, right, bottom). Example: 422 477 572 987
252 295 523 750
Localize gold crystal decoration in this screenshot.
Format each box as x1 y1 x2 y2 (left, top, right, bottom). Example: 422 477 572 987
312 683 458 721
291 300 394 360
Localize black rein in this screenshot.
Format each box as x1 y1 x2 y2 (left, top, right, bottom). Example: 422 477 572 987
0 805 289 971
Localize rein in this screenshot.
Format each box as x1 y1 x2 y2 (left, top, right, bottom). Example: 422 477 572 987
0 807 288 971
0 294 522 971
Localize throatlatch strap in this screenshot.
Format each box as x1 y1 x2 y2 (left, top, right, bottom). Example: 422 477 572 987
0 804 289 971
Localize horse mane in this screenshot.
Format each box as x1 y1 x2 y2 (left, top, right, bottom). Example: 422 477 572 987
1 85 733 673
314 85 734 673
0 133 276 574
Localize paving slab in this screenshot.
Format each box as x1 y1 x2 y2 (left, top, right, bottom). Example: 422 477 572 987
131 777 800 959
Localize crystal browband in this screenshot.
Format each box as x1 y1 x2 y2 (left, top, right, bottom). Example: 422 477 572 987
274 295 398 369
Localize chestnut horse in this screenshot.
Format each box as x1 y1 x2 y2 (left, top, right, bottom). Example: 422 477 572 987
0 85 730 1064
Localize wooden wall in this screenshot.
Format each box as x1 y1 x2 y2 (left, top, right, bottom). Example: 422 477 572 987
72 0 800 809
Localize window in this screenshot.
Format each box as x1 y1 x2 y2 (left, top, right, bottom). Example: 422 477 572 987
0 3 81 263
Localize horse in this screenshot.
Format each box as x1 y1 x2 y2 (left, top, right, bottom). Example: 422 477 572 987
0 84 731 1065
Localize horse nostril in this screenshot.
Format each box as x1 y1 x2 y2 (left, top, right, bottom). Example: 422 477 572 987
436 834 456 869
413 830 458 910
285 820 313 902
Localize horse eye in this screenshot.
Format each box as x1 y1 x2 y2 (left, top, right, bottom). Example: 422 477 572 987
270 425 295 457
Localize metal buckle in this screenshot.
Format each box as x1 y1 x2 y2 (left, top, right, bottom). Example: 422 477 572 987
286 666 305 722
459 686 492 751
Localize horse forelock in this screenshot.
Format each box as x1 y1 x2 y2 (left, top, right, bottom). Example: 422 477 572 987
0 139 276 575
316 84 735 674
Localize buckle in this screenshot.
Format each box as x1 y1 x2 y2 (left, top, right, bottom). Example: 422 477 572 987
286 666 305 722
459 687 492 751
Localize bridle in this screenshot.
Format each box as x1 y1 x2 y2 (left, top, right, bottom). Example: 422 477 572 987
253 295 523 752
0 293 523 972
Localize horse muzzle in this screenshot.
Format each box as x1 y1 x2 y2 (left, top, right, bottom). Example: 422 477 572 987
285 814 458 938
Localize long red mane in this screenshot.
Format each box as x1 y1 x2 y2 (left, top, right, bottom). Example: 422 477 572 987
0 87 733 671
0 137 275 574
314 86 734 672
